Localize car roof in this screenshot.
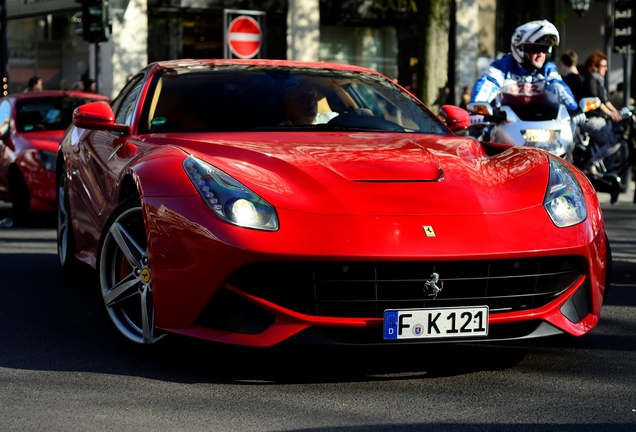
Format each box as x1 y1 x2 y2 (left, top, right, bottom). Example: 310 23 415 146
144 59 385 76
6 90 111 101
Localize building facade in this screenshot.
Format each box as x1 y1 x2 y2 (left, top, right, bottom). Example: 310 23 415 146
3 0 625 106
4 0 91 94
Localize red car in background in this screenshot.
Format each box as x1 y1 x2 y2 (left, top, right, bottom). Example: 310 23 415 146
57 59 610 349
0 90 110 222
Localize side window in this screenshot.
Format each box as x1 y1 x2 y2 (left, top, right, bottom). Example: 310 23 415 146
114 78 144 126
0 100 11 136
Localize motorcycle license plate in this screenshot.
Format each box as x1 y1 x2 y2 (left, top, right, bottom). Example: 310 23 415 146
383 306 488 340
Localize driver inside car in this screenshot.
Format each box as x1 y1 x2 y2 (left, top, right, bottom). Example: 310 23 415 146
280 79 339 125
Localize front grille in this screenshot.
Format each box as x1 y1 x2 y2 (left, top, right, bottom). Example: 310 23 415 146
227 257 586 318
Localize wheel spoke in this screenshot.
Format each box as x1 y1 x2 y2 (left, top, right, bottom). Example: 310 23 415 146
57 184 69 262
103 273 140 307
58 185 68 219
109 221 146 268
58 226 67 259
140 285 156 343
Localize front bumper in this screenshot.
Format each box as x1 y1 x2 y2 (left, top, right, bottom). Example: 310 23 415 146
145 195 608 347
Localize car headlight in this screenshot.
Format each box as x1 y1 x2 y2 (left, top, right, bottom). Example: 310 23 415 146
543 157 586 228
37 150 57 172
183 156 279 231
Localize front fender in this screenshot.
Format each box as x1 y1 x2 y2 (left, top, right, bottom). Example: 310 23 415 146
128 146 197 199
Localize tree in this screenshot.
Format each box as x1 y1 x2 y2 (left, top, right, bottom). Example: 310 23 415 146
416 0 451 111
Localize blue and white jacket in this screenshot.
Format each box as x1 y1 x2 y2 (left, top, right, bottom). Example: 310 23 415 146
470 54 578 111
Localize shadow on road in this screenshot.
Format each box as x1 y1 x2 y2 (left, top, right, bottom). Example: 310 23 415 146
0 248 529 384
0 201 634 387
0 247 633 387
0 206 56 229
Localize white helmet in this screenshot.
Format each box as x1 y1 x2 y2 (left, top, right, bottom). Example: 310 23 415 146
511 20 560 64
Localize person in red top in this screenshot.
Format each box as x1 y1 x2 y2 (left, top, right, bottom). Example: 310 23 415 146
581 51 623 174
582 51 622 122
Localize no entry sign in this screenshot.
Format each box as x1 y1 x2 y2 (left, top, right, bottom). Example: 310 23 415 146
227 15 262 59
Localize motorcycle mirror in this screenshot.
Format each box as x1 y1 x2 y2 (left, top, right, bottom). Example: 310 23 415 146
466 102 493 116
580 97 601 113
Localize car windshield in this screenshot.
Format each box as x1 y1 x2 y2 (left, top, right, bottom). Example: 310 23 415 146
497 81 561 121
17 96 106 133
141 66 449 135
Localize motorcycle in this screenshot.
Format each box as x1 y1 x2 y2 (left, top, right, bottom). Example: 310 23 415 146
571 107 635 204
448 80 626 203
613 107 636 202
464 80 600 161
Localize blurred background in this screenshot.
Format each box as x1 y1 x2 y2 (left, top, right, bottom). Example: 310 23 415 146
0 0 632 111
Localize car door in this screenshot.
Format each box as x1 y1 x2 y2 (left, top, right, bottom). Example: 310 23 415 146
0 99 13 199
73 76 145 248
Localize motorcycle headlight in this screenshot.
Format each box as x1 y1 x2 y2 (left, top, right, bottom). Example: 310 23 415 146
37 150 56 172
522 129 565 154
184 156 279 231
543 157 587 228
523 129 559 143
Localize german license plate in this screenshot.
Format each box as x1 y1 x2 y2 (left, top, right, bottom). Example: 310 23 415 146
383 306 489 340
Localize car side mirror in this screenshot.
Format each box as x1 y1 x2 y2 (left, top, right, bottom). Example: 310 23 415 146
73 101 129 133
439 104 471 132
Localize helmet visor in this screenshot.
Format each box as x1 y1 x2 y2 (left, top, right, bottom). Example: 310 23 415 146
524 43 551 53
535 34 558 46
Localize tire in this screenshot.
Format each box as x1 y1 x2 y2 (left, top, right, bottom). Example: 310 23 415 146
57 172 82 277
603 234 613 305
8 168 31 224
97 196 165 345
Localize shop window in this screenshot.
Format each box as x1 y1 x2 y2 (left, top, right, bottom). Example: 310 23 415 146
7 14 90 93
319 25 398 80
182 13 224 59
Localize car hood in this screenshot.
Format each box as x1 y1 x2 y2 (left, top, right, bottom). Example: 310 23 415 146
151 131 550 216
16 130 66 151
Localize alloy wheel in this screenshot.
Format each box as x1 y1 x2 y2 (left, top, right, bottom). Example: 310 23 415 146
57 174 74 271
99 200 165 345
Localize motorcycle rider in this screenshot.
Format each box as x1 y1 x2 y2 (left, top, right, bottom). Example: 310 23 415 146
470 20 619 173
471 20 577 111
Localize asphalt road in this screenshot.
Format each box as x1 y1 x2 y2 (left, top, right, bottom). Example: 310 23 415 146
0 189 635 431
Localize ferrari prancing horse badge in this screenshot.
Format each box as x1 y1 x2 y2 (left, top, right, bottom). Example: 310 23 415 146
422 226 436 237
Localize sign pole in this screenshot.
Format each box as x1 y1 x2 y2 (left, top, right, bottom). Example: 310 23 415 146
1 0 8 96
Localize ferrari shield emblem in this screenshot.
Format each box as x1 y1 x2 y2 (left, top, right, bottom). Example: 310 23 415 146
422 226 436 237
140 268 151 284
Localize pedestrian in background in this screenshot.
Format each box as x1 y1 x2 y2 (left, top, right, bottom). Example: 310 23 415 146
83 78 96 93
609 82 633 108
24 76 43 93
560 49 583 103
582 51 622 121
459 86 471 109
581 50 623 174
